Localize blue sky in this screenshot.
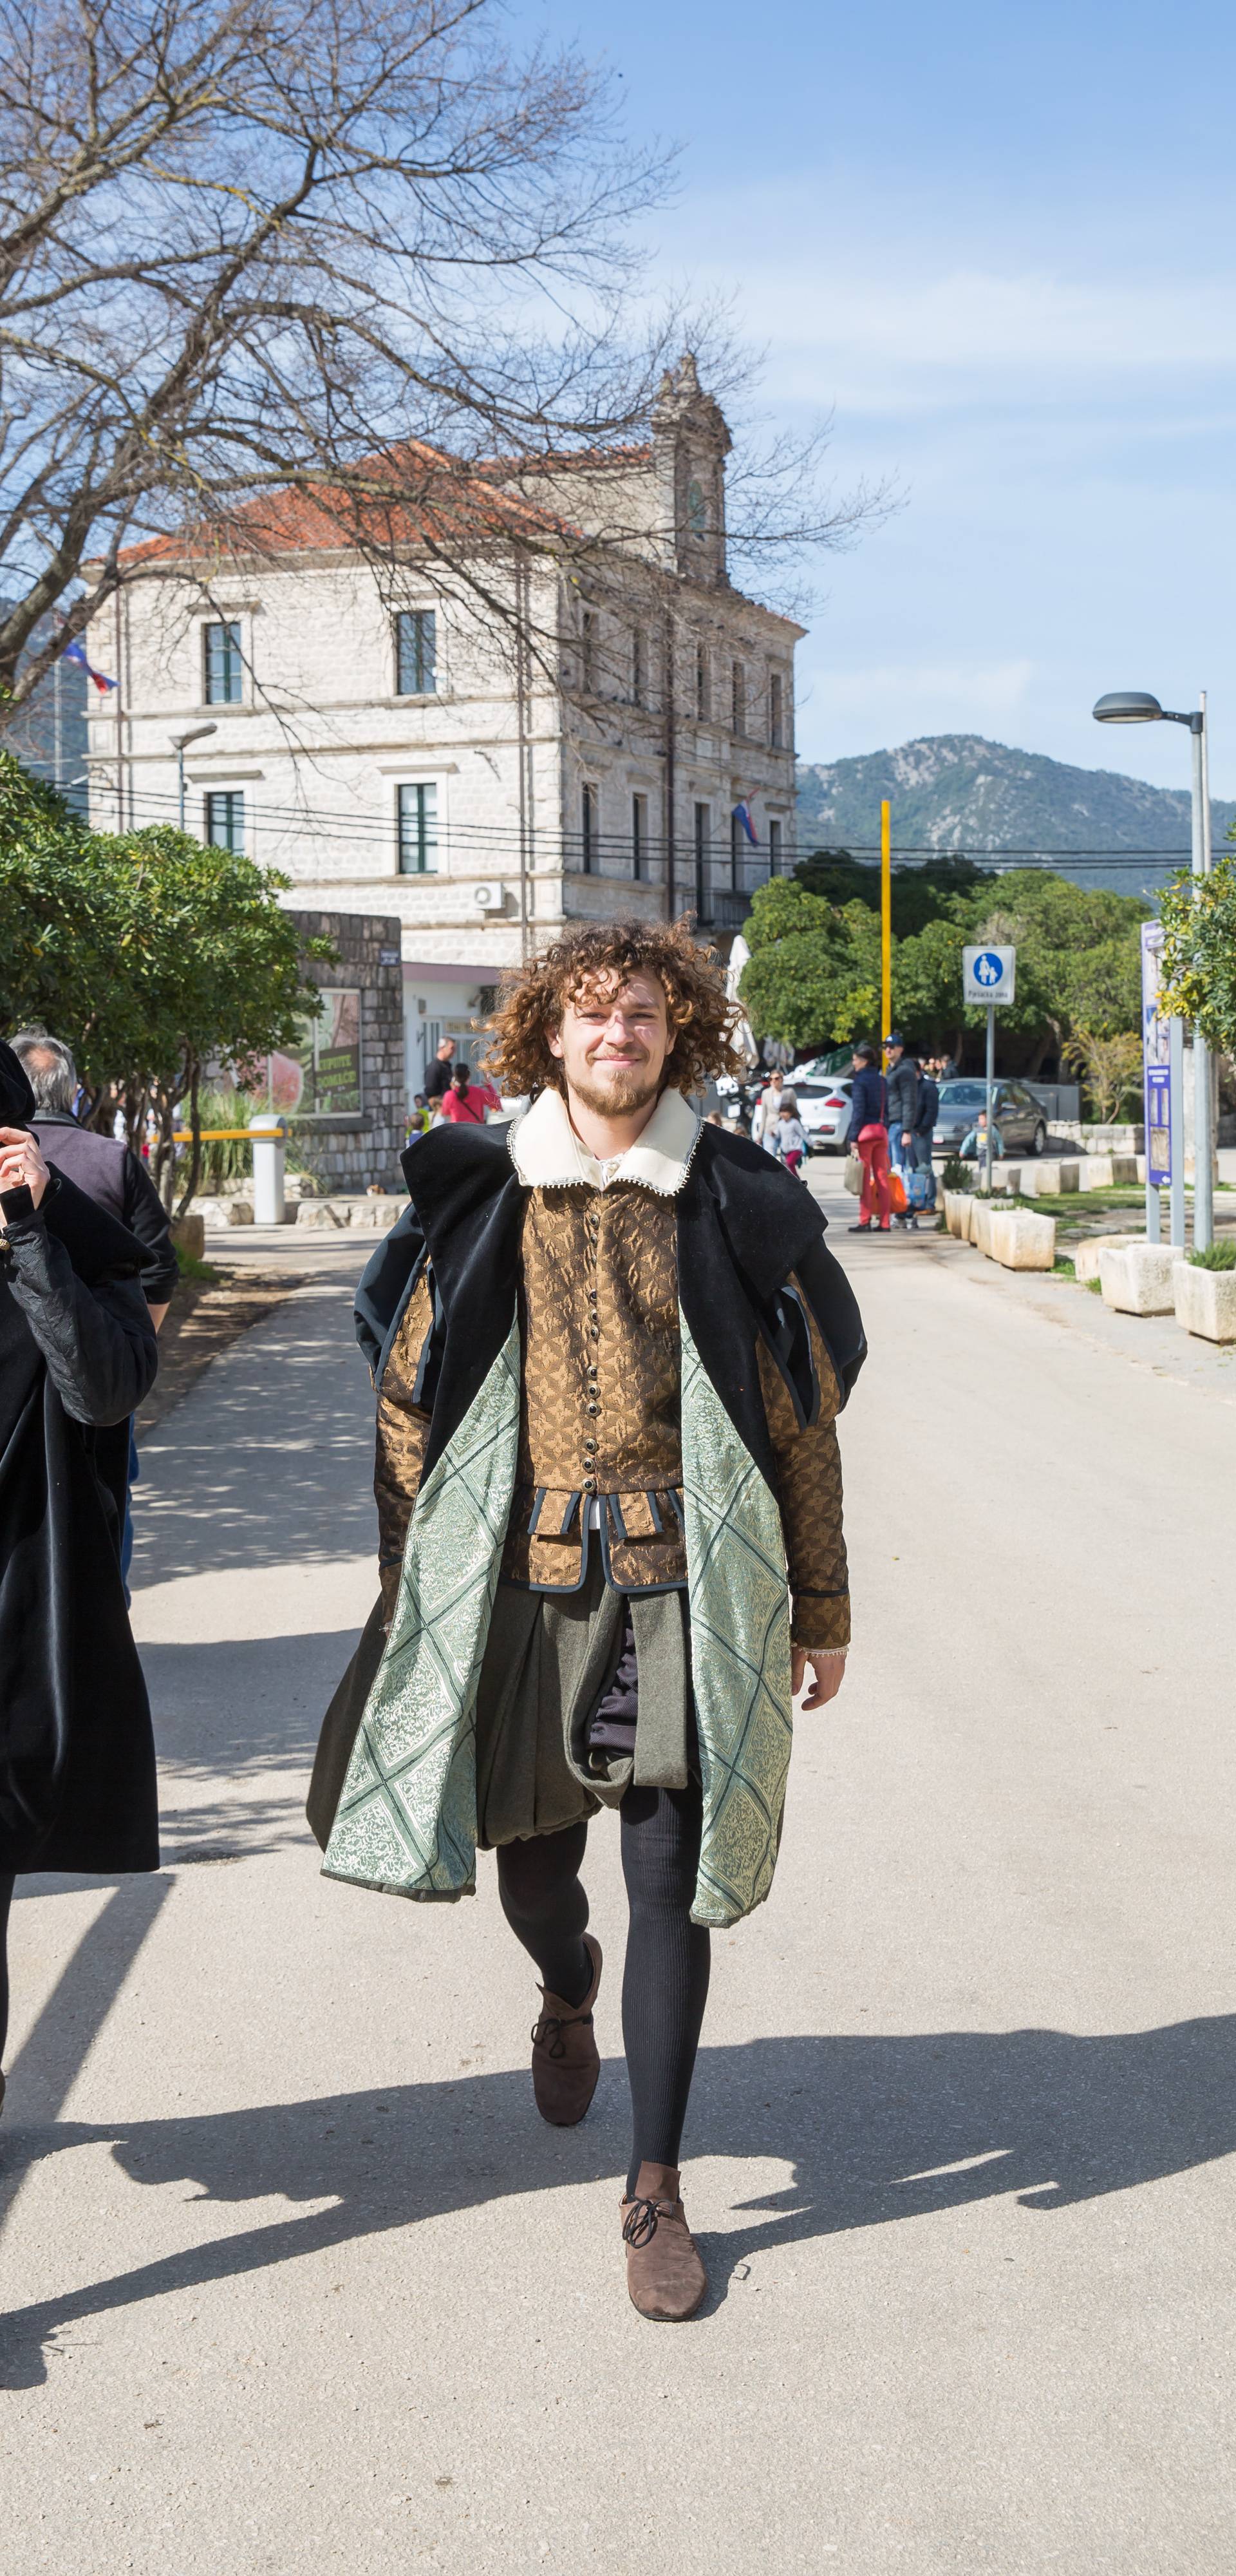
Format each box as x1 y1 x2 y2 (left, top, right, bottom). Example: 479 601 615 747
517 0 1236 792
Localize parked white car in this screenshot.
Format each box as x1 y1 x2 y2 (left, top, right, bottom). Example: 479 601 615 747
794 1077 854 1155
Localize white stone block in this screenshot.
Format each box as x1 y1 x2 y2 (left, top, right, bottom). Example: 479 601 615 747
943 1190 971 1239
991 1160 1023 1193
1073 1231 1136 1285
350 1197 403 1230
1080 1154 1114 1189
1035 1160 1081 1195
1098 1242 1177 1315
990 1209 1056 1270
971 1197 998 1256
1110 1154 1139 1184
1173 1261 1236 1342
295 1198 349 1228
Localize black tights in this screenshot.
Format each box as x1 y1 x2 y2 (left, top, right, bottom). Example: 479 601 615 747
0 1871 14 2069
497 1786 711 2195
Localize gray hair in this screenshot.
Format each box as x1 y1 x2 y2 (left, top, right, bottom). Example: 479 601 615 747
10 1027 78 1115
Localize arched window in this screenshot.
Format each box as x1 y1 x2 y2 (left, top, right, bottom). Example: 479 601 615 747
687 478 707 539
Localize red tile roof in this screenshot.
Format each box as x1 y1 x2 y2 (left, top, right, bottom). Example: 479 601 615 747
115 437 655 568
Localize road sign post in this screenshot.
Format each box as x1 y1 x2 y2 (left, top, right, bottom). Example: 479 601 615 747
962 947 1016 1195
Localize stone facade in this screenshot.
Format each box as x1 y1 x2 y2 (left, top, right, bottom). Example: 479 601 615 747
289 909 406 1193
83 359 801 1093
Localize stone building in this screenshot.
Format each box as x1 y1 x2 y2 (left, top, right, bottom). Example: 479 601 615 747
83 358 802 1103
283 911 407 1195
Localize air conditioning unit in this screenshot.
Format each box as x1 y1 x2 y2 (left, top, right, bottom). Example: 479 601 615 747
473 882 506 912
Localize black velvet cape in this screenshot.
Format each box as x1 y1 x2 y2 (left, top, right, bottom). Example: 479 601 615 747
355 1115 867 1499
0 1045 160 1875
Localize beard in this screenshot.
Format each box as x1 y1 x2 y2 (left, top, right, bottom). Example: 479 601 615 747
568 1059 662 1119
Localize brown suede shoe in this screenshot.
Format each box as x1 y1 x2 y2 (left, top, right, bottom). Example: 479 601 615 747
530 1933 602 2125
620 2161 708 2321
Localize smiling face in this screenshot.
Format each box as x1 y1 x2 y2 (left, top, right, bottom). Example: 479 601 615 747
547 969 673 1118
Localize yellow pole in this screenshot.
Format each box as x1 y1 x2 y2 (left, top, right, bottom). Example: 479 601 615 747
881 799 892 1061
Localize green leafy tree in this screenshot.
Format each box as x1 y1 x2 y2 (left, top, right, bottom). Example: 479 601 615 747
741 878 881 1049
1159 851 1236 1052
0 753 331 1213
796 848 996 938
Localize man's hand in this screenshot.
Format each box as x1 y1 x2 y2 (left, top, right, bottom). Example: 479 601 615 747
0 1127 50 1207
901 1128 913 1146
791 1647 847 1710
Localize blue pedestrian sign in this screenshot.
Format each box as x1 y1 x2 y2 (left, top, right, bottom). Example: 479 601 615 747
963 943 1016 1007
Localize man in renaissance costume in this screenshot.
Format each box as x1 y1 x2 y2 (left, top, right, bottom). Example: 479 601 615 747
310 921 865 2321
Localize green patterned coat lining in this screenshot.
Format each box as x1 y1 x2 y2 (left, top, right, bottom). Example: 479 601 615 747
323 1312 793 1927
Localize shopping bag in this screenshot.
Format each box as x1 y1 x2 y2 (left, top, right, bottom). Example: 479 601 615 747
905 1162 933 1209
843 1149 863 1195
887 1165 908 1216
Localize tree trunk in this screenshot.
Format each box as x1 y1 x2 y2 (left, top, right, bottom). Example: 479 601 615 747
174 1061 203 1222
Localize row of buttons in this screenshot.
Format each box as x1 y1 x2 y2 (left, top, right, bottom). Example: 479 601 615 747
583 1202 600 1490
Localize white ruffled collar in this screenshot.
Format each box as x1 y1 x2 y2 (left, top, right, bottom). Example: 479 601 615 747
508 1085 702 1196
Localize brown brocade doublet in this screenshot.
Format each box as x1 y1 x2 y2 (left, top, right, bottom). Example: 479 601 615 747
373 1169 852 1649
502 1183 687 1591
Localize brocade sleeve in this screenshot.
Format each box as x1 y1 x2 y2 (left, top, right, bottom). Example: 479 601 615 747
756 1271 850 1653
374 1270 435 1623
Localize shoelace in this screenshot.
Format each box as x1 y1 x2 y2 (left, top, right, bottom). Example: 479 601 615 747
530 2009 593 2061
622 2196 674 2248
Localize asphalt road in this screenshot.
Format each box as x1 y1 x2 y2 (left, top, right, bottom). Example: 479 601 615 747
2 1204 1235 2573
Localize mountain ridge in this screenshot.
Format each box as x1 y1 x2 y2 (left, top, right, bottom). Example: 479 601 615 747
795 735 1236 898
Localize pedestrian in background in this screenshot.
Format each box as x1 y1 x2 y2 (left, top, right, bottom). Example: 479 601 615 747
12 1028 177 1592
405 1094 431 1145
883 1033 921 1230
845 1041 891 1232
438 1061 501 1125
776 1101 807 1176
0 1042 159 2121
960 1109 1004 1161
751 1066 796 1145
422 1037 456 1110
913 1058 940 1213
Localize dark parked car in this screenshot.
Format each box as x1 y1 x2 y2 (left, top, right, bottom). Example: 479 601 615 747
933 1079 1047 1157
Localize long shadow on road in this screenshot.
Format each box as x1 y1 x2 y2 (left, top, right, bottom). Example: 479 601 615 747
3 2012 1235 2384
131 1286 375 1584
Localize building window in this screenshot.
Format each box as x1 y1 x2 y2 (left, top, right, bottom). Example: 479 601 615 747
731 661 745 735
632 627 648 708
693 801 710 920
398 781 438 873
695 642 709 721
395 609 436 695
204 790 245 852
687 478 707 540
730 808 744 889
581 610 597 695
632 792 648 880
203 620 243 706
769 671 784 749
769 817 783 875
581 782 599 873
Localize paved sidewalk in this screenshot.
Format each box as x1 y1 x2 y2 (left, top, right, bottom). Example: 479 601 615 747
3 1224 1236 2571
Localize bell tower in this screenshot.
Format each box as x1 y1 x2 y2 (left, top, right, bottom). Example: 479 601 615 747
651 353 731 589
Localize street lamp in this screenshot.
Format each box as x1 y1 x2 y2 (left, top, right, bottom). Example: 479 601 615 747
1092 690 1213 1251
169 723 217 831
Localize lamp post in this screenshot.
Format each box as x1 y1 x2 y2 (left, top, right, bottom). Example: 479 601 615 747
169 723 217 831
1092 691 1213 1251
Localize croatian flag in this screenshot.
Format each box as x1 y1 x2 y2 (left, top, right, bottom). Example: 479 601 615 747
733 798 758 847
59 636 116 694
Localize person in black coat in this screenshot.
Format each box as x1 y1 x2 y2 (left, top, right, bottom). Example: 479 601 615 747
0 1042 160 2117
12 1027 178 1584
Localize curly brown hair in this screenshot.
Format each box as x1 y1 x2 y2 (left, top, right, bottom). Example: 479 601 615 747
482 918 747 1098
